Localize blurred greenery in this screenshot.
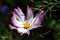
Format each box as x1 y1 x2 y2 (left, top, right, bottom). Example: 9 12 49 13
0 0 60 40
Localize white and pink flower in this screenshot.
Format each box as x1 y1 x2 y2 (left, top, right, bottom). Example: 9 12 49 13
9 6 44 36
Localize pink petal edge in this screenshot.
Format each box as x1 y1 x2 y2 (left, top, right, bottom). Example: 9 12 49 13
27 6 34 16
20 31 30 36
17 7 21 11
39 10 44 23
9 24 16 29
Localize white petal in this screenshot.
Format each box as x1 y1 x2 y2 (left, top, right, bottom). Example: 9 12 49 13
11 13 24 27
29 24 42 30
12 11 24 22
14 7 25 21
26 6 34 22
29 10 44 30
29 16 42 30
16 28 28 34
30 16 39 26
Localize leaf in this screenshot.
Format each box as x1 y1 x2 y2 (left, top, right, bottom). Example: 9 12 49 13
49 19 56 27
54 32 60 40
42 1 48 4
55 23 60 31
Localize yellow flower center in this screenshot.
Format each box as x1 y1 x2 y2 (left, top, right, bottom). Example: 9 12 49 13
24 22 30 29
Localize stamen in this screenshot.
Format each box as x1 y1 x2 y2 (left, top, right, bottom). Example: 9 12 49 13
24 22 30 29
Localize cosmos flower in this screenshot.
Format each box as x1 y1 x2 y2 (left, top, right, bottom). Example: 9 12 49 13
0 5 9 13
9 6 44 36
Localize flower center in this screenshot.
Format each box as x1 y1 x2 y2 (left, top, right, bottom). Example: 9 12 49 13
24 22 30 29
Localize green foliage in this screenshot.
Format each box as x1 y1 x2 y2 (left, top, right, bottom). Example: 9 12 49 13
55 23 60 31
30 0 60 40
